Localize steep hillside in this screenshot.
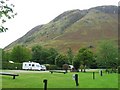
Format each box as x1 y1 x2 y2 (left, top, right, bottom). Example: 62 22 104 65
5 5 118 52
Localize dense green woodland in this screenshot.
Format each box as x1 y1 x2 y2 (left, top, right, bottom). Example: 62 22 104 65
1 41 119 72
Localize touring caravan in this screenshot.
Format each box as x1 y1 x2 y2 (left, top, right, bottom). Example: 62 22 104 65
22 62 46 71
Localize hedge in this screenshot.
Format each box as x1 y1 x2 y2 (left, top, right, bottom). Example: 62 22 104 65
44 64 59 70
2 62 22 70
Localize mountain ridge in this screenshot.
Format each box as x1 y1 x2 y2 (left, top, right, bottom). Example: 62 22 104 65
5 5 118 52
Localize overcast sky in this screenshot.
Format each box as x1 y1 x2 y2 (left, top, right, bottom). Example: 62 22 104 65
0 0 119 48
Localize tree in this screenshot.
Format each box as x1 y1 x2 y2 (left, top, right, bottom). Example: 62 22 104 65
66 48 74 64
32 45 43 63
32 45 50 64
0 0 17 32
55 54 68 68
47 48 58 64
75 48 94 72
96 41 118 69
73 57 80 72
2 50 11 62
11 45 31 63
0 48 2 60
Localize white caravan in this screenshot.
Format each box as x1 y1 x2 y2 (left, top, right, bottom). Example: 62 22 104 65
22 62 46 71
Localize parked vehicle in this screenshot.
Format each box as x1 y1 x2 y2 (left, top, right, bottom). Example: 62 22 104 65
22 61 46 71
40 65 46 71
69 65 74 70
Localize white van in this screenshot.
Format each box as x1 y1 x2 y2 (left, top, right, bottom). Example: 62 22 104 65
22 62 46 71
40 65 46 71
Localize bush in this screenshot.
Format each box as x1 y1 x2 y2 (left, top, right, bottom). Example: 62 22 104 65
44 64 50 70
49 65 58 70
62 64 69 72
2 62 22 70
14 63 22 70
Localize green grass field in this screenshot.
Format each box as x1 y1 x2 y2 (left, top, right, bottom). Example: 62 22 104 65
1 70 119 88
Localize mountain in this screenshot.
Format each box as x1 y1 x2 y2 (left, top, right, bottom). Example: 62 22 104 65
5 5 118 52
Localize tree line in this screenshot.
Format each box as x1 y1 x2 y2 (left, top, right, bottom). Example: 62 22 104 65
2 41 119 71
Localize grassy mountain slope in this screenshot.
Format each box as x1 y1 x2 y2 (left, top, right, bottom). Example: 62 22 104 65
5 5 118 52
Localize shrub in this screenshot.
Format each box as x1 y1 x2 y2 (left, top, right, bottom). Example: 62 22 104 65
49 65 58 70
44 64 58 70
44 64 50 70
2 62 22 70
62 64 69 72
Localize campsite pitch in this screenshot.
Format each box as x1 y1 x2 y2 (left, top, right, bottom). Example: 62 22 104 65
1 70 119 88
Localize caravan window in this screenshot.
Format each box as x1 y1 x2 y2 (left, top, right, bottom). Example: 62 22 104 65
32 64 35 67
36 65 39 67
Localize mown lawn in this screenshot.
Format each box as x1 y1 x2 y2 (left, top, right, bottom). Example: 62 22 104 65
1 71 119 88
